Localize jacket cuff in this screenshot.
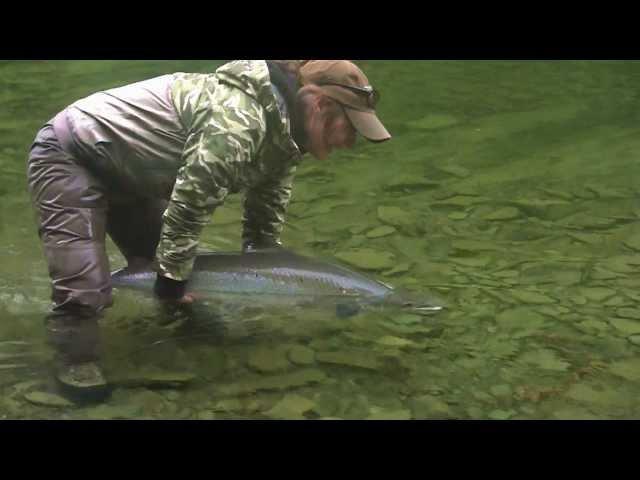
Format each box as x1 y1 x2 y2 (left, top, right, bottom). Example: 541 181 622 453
154 274 187 300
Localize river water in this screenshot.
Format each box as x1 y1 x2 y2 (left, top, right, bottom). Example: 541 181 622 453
1 60 639 419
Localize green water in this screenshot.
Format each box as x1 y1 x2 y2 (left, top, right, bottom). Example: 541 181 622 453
1 60 639 420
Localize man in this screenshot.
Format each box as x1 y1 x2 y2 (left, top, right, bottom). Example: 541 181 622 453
27 60 391 398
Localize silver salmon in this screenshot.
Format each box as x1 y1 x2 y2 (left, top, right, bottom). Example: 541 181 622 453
111 249 443 315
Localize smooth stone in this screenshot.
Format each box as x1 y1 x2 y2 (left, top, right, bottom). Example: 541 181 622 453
335 249 395 271
567 233 603 245
383 177 441 192
570 296 588 305
409 394 451 419
492 270 519 278
366 226 397 239
389 313 423 326
580 288 617 302
210 398 245 412
246 346 291 373
623 234 640 251
316 350 381 370
604 296 630 307
552 408 599 420
565 384 624 405
482 207 521 221
448 211 469 220
450 257 492 268
375 335 417 348
287 345 316 366
615 308 640 320
128 390 167 415
489 384 513 398
510 290 556 304
196 411 217 420
215 369 327 397
436 165 470 178
576 319 610 334
24 391 74 408
112 371 196 389
382 263 413 277
563 213 619 230
518 349 570 371
377 206 416 227
84 404 142 420
265 394 315 419
488 409 517 420
609 318 640 335
628 335 640 346
496 308 548 330
599 258 635 275
451 239 498 252
510 199 572 220
348 224 369 235
434 196 486 208
367 407 412 420
609 358 640 382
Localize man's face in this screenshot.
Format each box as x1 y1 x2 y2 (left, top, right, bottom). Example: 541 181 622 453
305 99 357 161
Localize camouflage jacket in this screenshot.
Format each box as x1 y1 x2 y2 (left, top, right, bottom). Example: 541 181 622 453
56 60 305 281
158 60 305 281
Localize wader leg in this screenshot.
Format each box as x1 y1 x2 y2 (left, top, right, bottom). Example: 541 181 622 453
27 123 110 396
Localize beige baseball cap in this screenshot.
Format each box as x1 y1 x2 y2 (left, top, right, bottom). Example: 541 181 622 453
299 60 392 142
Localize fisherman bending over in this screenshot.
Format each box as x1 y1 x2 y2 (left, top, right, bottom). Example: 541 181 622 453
27 60 391 399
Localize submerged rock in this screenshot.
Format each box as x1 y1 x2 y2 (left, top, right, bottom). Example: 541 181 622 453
111 371 196 389
448 211 469 220
265 394 316 419
382 262 413 277
366 226 397 239
383 176 440 193
509 290 556 305
24 391 74 408
335 248 396 271
377 206 417 227
628 335 640 346
482 207 521 221
487 409 517 420
246 346 291 373
316 350 382 370
367 407 412 420
375 335 418 348
287 345 316 366
408 394 451 419
609 358 640 382
518 349 570 372
623 234 640 252
435 165 470 178
580 288 617 302
215 369 327 397
83 404 143 420
609 318 640 335
615 308 640 320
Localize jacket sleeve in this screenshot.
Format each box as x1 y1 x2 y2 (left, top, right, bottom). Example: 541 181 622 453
156 105 266 281
242 163 297 248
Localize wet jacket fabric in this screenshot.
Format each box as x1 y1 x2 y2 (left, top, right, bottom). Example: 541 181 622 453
54 60 305 281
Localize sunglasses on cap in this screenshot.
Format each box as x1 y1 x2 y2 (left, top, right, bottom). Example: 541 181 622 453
318 82 381 109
